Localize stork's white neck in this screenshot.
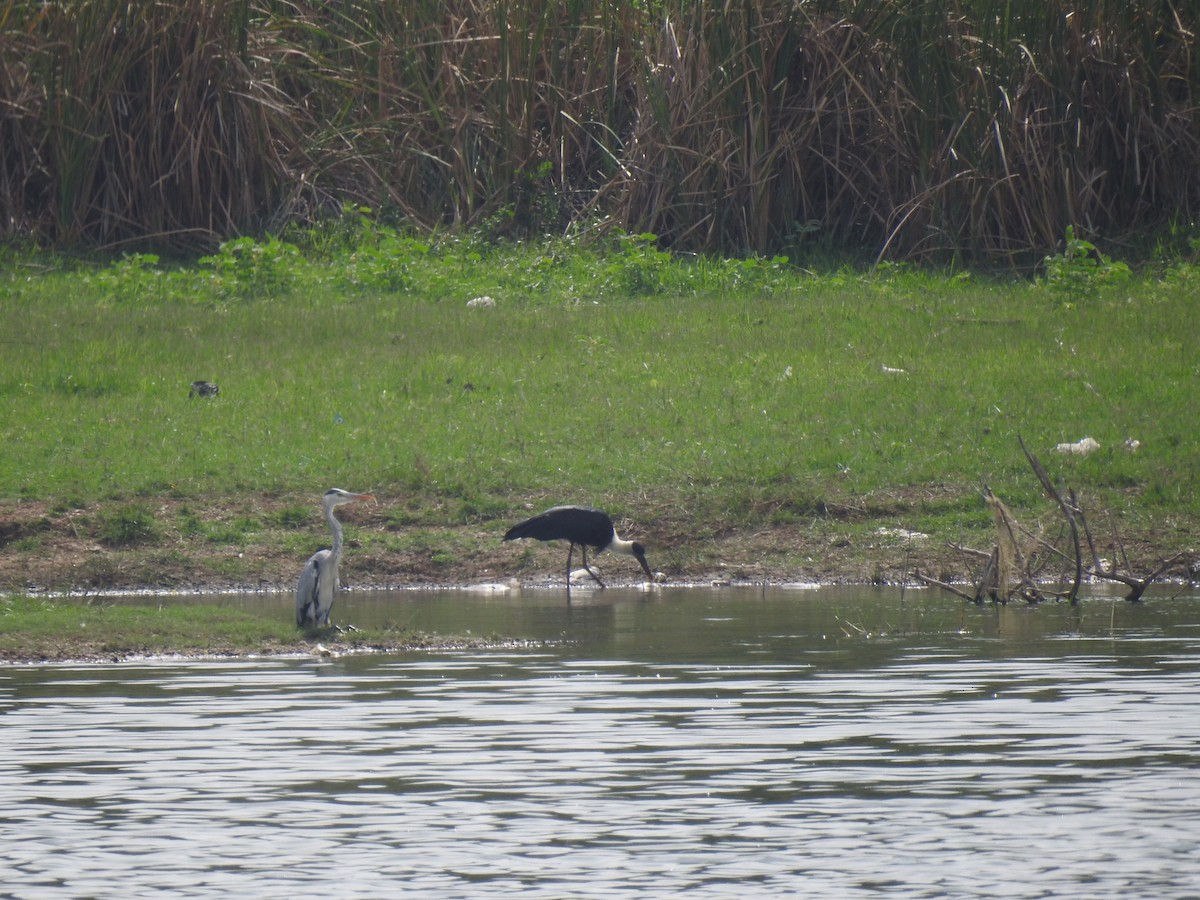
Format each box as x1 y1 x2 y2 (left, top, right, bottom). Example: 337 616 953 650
608 535 637 556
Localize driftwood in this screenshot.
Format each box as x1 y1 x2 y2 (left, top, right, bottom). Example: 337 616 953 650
916 436 1192 604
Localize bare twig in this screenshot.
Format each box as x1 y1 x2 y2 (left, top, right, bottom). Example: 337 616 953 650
1018 435 1082 604
913 571 977 602
947 542 992 561
1089 552 1187 602
1072 489 1105 572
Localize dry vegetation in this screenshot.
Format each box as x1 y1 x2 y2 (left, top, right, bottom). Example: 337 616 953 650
916 439 1197 605
2 1 1198 263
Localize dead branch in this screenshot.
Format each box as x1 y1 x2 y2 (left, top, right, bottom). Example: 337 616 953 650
947 542 992 561
920 437 1188 607
1018 435 1082 603
913 570 977 602
1088 551 1187 602
983 486 1047 603
1072 489 1105 572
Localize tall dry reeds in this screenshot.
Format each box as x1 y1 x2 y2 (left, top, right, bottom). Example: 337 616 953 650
1 0 1197 262
1 0 296 247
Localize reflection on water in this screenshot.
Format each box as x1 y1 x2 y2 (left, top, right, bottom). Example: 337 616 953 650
4 585 1200 897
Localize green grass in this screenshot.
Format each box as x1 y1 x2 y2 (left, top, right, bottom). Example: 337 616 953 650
0 594 425 661
1 236 1197 545
95 503 159 546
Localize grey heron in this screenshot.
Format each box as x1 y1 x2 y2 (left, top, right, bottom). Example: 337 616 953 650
503 505 653 594
296 488 376 628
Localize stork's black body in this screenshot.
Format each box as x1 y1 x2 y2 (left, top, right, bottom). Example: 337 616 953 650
504 506 618 550
504 505 653 594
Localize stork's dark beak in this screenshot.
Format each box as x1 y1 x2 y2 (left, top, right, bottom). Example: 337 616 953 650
632 543 653 581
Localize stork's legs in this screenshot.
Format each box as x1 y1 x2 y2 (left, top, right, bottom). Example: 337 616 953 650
564 543 605 599
580 546 606 588
565 544 573 600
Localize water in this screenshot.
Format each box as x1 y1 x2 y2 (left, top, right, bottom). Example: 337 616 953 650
4 584 1200 897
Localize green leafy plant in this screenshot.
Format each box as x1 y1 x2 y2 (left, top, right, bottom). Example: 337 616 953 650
87 253 167 302
199 236 301 298
341 231 429 292
1042 226 1132 303
603 233 673 296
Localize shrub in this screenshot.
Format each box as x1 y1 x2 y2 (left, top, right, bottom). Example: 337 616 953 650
1042 226 1132 303
199 237 301 299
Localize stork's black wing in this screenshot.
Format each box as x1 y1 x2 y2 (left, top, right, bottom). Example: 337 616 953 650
503 505 615 550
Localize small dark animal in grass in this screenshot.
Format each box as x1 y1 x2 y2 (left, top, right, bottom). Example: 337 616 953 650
189 380 220 398
504 505 654 594
296 488 376 629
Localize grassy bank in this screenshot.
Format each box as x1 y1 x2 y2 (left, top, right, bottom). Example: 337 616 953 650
0 594 503 662
1 235 1196 595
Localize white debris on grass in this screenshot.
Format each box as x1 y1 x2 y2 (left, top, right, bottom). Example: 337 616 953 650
1055 436 1100 455
466 295 496 308
875 527 929 541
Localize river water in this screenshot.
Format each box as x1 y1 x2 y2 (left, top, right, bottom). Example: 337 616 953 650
4 584 1200 897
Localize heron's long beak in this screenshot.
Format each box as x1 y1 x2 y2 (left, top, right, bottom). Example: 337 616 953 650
635 551 653 581
356 494 377 504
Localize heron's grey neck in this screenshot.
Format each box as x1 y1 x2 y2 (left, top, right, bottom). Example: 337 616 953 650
324 502 345 564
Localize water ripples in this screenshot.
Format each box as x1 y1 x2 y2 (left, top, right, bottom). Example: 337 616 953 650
4 587 1200 897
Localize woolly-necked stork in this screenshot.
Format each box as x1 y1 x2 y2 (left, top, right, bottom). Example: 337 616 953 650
503 505 653 593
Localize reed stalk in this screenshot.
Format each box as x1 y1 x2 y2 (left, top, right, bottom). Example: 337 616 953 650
1 0 1196 262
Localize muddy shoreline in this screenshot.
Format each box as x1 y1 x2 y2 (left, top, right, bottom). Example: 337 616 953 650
2 495 1194 667
1 494 1194 597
